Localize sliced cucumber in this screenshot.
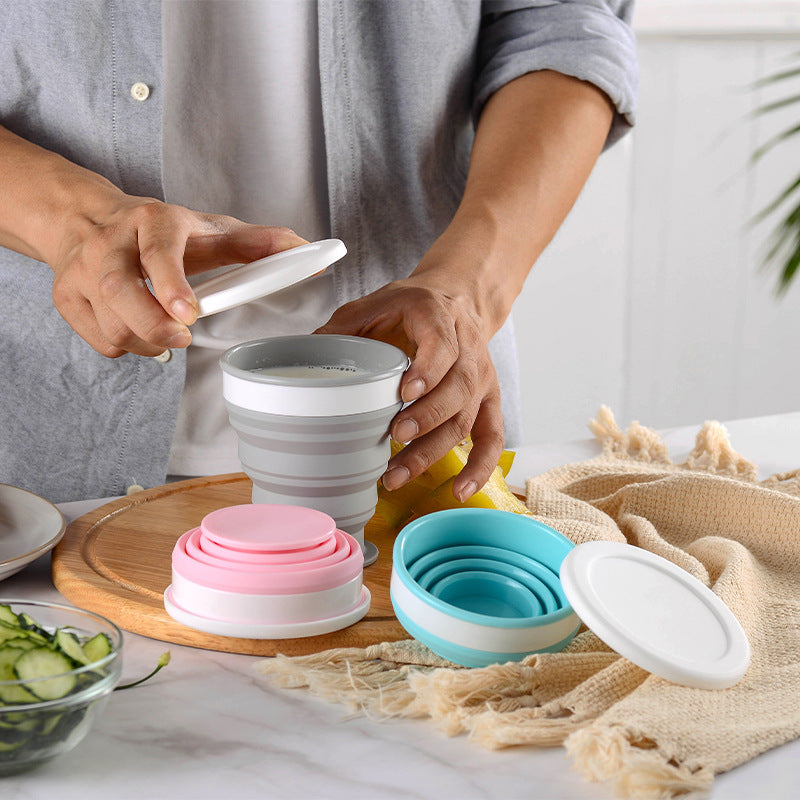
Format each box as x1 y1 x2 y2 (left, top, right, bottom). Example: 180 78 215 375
37 712 64 737
0 605 125 764
54 630 90 666
0 626 26 646
0 619 48 645
0 682 39 705
0 714 38 734
0 647 25 673
0 638 38 652
82 633 112 664
0 605 18 626
13 649 76 701
16 613 53 642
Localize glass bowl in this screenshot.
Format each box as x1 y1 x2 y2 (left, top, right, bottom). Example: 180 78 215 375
0 599 122 775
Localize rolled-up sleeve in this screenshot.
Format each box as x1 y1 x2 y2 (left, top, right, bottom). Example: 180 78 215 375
475 0 638 147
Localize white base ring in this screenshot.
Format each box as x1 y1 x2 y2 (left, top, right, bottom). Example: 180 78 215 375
164 585 371 640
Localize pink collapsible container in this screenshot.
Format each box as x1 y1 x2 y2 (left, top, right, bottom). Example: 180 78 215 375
163 504 370 639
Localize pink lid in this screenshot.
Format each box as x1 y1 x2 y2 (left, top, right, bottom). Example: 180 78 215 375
201 504 336 552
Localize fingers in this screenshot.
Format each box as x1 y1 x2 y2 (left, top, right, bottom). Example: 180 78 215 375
389 312 481 448
51 198 308 358
140 211 304 325
136 207 198 326
384 303 503 499
452 395 505 500
221 223 308 263
397 308 460 405
385 373 504 501
317 284 505 499
54 295 127 358
182 219 307 272
94 257 192 356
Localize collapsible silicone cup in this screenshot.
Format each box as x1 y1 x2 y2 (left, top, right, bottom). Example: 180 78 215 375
390 508 580 667
427 570 545 618
220 335 409 566
413 556 558 613
165 504 370 639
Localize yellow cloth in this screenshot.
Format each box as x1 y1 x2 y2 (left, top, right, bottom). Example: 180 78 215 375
256 408 800 799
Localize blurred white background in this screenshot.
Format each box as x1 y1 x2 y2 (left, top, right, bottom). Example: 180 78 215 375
513 0 800 443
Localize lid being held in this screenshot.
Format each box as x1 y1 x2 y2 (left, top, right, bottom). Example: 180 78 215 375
193 238 347 317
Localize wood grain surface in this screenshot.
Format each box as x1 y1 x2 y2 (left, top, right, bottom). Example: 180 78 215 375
51 473 409 656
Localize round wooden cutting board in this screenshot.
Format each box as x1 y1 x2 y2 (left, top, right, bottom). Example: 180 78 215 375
51 474 409 656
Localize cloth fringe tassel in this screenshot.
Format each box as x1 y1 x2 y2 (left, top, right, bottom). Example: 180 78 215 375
566 725 714 799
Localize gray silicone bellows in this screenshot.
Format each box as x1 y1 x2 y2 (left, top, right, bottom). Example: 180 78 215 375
224 404 401 543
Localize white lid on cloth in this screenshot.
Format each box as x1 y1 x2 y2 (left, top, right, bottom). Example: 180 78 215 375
560 541 751 690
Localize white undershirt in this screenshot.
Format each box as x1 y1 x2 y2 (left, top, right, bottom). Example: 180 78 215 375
161 0 334 475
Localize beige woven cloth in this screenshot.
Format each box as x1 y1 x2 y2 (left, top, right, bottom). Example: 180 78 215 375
256 408 800 799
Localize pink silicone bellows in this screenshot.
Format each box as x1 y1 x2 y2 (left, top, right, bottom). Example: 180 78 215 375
198 530 338 564
170 504 364 595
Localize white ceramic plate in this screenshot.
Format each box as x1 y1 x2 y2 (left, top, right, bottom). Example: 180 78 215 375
0 484 67 582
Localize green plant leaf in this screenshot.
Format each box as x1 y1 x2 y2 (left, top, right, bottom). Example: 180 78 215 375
752 63 800 88
750 174 800 225
752 93 800 117
778 239 800 294
751 57 800 292
751 122 800 163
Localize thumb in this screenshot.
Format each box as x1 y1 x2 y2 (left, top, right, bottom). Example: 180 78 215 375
138 230 199 327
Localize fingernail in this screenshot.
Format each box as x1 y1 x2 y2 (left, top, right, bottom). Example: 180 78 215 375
456 481 478 503
166 328 192 348
171 298 197 326
402 378 425 403
393 418 418 445
382 466 410 491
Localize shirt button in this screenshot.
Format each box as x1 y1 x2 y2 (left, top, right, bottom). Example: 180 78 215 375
130 82 150 101
153 349 172 363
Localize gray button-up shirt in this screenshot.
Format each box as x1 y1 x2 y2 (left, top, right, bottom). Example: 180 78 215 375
0 0 637 501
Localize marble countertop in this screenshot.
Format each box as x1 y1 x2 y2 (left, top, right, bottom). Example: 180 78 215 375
3 413 800 799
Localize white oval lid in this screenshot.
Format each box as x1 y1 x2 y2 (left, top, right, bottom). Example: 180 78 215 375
559 541 750 689
194 238 347 318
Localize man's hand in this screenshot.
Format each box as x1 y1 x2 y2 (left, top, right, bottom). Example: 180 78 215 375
316 272 505 503
50 197 305 357
0 124 306 358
